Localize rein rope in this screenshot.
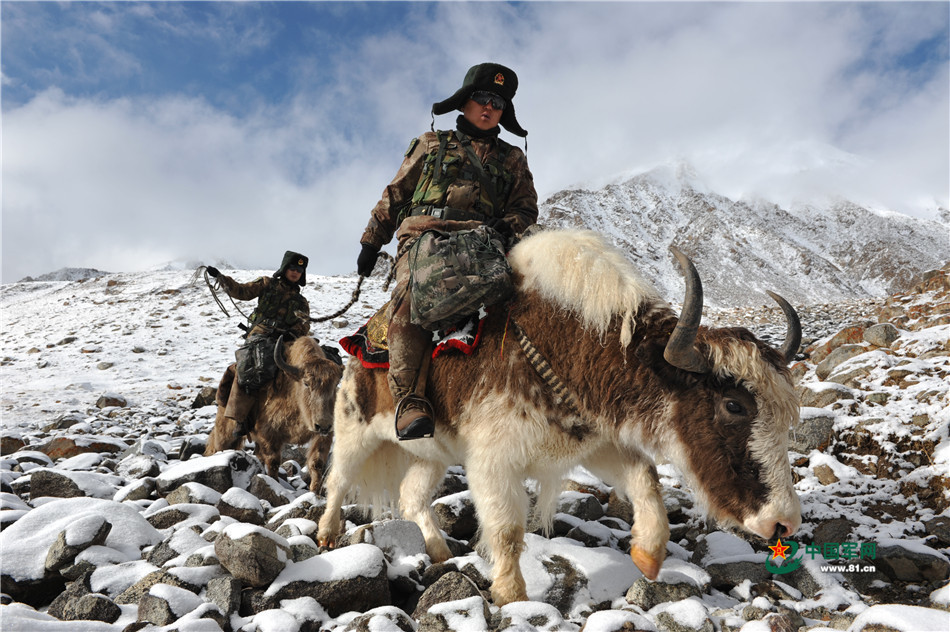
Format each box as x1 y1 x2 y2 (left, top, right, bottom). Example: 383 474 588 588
192 252 396 325
191 267 251 321
303 252 396 323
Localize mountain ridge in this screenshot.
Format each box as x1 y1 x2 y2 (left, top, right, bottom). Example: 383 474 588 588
540 163 949 308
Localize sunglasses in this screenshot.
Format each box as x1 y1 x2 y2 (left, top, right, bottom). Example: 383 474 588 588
470 91 506 110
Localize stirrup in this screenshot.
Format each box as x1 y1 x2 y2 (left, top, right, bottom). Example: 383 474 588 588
394 394 435 441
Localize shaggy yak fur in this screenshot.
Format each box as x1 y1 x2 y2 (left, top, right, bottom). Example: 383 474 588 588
205 335 343 489
317 228 802 606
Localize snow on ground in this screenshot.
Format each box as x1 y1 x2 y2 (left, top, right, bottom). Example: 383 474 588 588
1 265 949 631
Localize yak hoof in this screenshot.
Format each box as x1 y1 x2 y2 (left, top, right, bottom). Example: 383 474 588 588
630 544 662 580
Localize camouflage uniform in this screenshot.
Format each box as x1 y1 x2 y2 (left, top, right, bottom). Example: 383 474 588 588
361 128 538 428
217 253 311 425
217 275 310 339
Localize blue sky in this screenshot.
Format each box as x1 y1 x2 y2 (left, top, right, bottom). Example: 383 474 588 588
2 1 948 282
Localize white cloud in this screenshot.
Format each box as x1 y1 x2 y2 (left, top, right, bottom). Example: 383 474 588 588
2 2 947 282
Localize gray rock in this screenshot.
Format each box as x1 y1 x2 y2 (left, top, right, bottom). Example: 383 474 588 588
705 559 770 591
625 577 702 610
214 525 291 588
191 386 217 409
349 519 428 564
812 518 855 546
541 554 588 617
262 544 390 618
248 474 292 507
433 492 478 541
29 469 84 500
115 570 199 605
60 593 121 623
789 411 836 453
557 492 605 522
864 323 900 348
47 572 92 620
604 489 633 522
876 543 950 583
816 344 869 380
96 394 127 408
924 516 950 547
413 571 484 618
165 482 222 506
417 594 492 632
156 450 261 495
116 454 161 479
799 383 855 408
206 576 242 616
216 487 265 525
137 583 204 626
343 608 416 632
655 601 715 632
45 516 112 572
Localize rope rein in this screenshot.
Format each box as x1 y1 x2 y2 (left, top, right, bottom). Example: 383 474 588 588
191 267 252 321
303 251 396 323
193 253 397 326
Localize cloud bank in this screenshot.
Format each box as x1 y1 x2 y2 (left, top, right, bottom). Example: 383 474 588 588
2 2 947 282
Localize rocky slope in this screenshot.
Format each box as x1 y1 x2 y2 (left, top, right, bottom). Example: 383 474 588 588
0 264 948 631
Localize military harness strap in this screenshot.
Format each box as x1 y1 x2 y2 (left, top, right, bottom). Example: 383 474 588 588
456 131 501 216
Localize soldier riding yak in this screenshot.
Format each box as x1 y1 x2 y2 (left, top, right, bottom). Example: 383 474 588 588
356 62 539 440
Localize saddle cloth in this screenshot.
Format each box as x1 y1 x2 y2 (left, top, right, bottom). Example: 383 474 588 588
339 300 486 369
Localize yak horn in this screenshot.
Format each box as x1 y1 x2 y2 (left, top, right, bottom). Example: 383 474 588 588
664 246 710 374
766 291 802 364
274 335 303 381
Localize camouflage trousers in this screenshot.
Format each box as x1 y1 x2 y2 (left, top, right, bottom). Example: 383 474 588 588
387 255 433 403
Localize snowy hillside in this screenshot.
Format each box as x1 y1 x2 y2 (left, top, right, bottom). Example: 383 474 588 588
0 269 389 428
1 255 949 631
540 163 950 308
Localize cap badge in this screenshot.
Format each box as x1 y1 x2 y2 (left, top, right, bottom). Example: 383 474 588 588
494 73 505 86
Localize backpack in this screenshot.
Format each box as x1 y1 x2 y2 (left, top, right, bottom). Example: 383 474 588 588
408 225 514 331
235 334 279 391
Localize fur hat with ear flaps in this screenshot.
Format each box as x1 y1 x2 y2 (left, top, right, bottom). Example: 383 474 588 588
274 250 308 287
431 63 527 138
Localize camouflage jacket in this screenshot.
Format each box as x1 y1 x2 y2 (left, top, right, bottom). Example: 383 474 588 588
217 275 310 338
360 130 538 250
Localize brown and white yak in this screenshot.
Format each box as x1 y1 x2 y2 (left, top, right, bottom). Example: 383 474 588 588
205 335 343 490
316 228 802 606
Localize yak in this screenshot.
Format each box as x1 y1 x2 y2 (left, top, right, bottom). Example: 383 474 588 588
205 335 343 490
316 228 803 606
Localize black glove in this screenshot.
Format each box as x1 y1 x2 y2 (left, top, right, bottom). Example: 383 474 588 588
357 244 380 277
206 266 220 278
485 217 514 245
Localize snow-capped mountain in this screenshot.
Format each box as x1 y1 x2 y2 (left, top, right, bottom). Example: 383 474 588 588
540 163 949 308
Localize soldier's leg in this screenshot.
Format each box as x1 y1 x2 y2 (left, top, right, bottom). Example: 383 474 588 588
387 258 434 440
224 382 256 438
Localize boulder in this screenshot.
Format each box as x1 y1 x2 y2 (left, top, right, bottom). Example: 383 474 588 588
45 515 112 572
263 543 390 617
156 450 261 495
214 524 291 587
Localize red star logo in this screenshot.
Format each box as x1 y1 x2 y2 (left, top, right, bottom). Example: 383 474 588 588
769 538 790 560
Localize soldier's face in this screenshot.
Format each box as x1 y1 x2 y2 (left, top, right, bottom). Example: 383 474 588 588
462 98 504 131
285 268 302 283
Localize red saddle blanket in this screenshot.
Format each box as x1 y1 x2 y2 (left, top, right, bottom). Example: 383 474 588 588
340 313 485 369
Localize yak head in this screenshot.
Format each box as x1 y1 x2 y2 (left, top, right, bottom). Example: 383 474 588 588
275 336 344 432
646 247 802 541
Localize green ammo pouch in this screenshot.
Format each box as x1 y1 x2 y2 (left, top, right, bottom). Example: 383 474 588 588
408 225 514 331
235 334 279 391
